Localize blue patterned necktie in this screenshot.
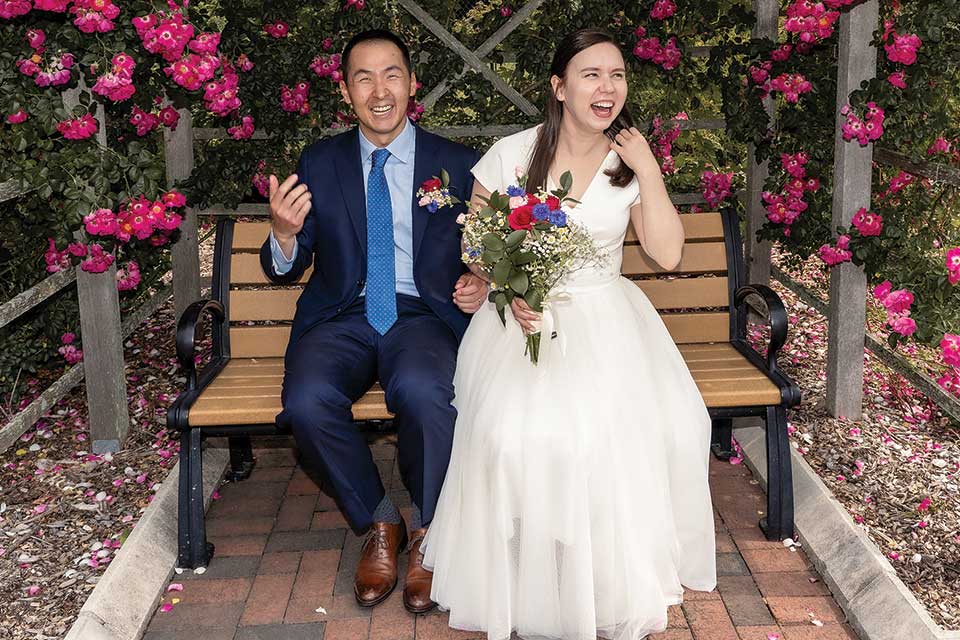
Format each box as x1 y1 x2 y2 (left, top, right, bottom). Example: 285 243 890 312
365 148 397 335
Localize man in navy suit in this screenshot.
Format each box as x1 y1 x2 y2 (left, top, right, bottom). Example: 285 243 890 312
259 29 486 613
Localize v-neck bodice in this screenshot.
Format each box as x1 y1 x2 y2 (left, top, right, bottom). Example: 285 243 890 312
472 126 642 290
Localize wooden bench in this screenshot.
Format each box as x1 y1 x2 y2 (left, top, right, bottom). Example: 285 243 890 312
168 210 800 569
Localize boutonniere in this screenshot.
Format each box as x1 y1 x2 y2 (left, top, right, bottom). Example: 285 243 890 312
417 169 461 213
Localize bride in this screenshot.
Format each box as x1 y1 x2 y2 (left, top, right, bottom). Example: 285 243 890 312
422 28 717 640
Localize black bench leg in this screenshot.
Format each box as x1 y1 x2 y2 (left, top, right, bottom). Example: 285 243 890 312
226 436 255 481
710 417 734 460
176 428 214 569
759 405 795 541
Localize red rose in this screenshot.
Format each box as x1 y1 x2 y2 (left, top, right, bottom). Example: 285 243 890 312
421 178 442 192
526 195 542 205
545 195 561 210
508 205 534 230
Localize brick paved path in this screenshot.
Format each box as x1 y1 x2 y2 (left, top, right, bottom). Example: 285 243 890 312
143 435 861 640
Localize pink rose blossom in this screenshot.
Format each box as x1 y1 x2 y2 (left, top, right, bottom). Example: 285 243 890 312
6 110 29 124
26 28 46 49
649 0 676 20
57 114 98 140
927 136 951 156
116 260 141 291
0 0 32 19
700 170 733 208
884 31 922 65
499 5 512 17
890 316 917 336
263 20 289 38
80 243 114 273
851 207 882 236
941 334 960 367
887 71 907 89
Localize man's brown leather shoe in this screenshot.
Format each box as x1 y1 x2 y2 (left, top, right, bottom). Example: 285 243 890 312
354 519 408 607
403 528 436 614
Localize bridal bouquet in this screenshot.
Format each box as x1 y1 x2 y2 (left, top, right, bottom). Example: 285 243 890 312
458 171 604 364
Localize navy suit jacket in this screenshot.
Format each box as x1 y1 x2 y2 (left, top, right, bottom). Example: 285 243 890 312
259 125 480 345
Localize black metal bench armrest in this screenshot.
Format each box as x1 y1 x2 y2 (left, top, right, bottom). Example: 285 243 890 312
176 299 226 390
735 284 789 374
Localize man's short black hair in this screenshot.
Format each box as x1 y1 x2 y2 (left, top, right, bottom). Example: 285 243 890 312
341 29 413 78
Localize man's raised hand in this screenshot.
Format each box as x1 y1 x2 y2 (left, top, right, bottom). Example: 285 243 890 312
269 174 311 248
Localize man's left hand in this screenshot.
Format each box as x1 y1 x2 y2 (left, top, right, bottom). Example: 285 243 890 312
453 273 488 314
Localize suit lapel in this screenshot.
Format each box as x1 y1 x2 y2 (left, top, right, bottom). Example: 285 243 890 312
334 128 367 253
411 126 432 263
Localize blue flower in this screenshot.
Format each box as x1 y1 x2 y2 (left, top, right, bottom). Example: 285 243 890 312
548 211 567 227
507 185 526 197
466 247 481 258
532 203 551 220
427 201 439 213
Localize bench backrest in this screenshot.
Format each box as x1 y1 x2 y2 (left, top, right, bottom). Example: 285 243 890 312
213 210 740 359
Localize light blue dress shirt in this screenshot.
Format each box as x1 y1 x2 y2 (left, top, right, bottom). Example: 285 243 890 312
270 119 421 298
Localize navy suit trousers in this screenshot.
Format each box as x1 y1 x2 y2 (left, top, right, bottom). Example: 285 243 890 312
278 295 458 535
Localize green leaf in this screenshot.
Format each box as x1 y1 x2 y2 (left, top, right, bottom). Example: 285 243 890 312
508 270 529 295
525 289 543 312
559 170 573 193
482 232 504 251
504 229 526 249
494 292 507 326
513 251 536 265
493 258 511 287
440 168 450 186
481 250 502 264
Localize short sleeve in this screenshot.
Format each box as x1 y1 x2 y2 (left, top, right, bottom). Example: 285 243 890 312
470 138 507 194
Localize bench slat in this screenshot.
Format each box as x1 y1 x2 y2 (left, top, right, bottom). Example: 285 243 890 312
661 312 729 343
231 252 312 284
228 278 729 321
231 213 725 253
622 242 727 276
231 289 300 322
228 312 729 356
634 277 729 309
625 212 723 244
186 349 779 426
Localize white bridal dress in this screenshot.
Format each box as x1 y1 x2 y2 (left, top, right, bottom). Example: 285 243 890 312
422 126 717 640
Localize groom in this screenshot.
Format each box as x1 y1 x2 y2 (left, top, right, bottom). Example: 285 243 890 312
259 29 485 613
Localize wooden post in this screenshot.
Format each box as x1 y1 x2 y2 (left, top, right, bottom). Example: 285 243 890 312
64 82 131 452
826 0 879 419
743 0 778 287
164 108 200 320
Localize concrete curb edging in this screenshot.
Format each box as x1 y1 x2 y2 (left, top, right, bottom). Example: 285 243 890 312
734 418 960 640
64 446 230 640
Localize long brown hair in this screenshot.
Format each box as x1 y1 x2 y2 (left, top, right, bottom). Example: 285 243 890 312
526 29 636 192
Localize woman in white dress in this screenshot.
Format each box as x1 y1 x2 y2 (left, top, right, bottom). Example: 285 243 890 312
422 29 716 640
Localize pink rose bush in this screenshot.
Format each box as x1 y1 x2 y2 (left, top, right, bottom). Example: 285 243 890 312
70 0 121 33
700 170 734 208
763 152 820 234
280 82 311 115
17 50 74 88
633 26 681 71
310 53 343 83
649 113 686 174
784 0 840 43
818 234 852 266
840 102 885 146
58 333 83 365
851 207 883 237
649 0 676 20
872 281 918 337
945 248 960 285
227 115 255 140
57 113 98 140
91 53 136 102
769 73 812 104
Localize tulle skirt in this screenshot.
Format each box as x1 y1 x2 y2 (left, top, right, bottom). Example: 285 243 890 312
422 276 717 640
